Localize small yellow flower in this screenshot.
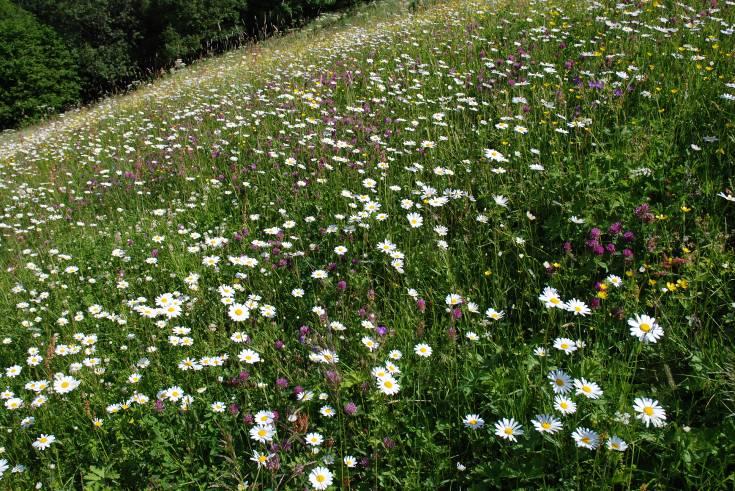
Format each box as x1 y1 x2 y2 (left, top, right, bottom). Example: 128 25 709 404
680 206 691 213
666 282 678 292
656 214 668 220
648 279 658 286
677 279 688 289
484 270 492 277
597 291 608 299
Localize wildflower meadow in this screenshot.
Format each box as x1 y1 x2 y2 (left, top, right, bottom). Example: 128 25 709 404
0 0 734 488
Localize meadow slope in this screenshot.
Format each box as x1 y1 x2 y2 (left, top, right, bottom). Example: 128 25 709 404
0 0 734 489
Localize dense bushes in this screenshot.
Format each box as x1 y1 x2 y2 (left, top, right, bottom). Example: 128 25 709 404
0 1 80 129
0 0 361 129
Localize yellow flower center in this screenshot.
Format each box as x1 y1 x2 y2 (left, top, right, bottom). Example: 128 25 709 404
560 343 569 349
640 323 651 332
582 386 591 393
542 422 551 429
550 297 560 304
504 428 513 435
316 475 326 483
582 437 591 444
644 406 654 416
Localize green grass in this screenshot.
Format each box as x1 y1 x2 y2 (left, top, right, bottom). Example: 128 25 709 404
0 0 734 489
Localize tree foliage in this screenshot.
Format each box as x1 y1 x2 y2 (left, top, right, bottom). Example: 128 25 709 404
0 0 80 129
1 0 363 130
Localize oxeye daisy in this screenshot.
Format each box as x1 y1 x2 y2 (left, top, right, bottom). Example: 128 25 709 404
249 424 275 443
53 374 80 394
633 397 666 427
32 434 56 450
606 436 628 452
484 148 509 162
228 303 250 322
494 418 523 442
565 299 591 316
463 413 485 429
251 450 270 468
388 350 402 360
548 370 572 394
628 314 664 343
493 195 509 208
238 349 261 364
5 398 23 410
414 343 432 358
371 366 389 379
572 427 599 449
553 395 577 415
254 410 275 425
445 293 463 306
305 432 324 446
308 466 333 490
532 414 563 434
376 375 400 395
384 361 400 375
574 378 603 399
362 336 379 351
297 391 314 402
538 286 564 309
319 405 336 418
553 337 578 355
606 275 623 288
406 212 423 228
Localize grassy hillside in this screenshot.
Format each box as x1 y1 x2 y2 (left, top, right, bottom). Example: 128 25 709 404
0 0 734 488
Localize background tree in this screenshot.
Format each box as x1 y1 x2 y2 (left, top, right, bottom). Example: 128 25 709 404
0 0 80 129
2 0 362 130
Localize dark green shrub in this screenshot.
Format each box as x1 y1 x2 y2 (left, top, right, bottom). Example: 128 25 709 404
0 0 80 128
